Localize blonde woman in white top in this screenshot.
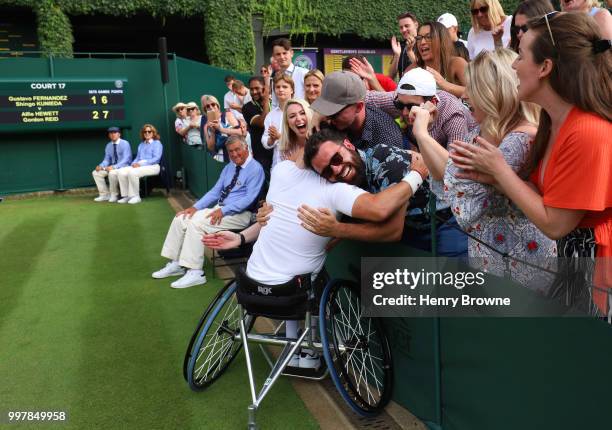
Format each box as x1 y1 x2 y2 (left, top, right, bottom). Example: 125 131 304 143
278 99 313 162
467 0 512 59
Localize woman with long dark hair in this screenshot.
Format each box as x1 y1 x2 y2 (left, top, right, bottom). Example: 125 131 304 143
413 21 468 98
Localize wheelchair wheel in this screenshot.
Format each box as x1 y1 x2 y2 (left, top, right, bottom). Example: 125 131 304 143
183 279 234 381
319 279 393 416
185 280 254 391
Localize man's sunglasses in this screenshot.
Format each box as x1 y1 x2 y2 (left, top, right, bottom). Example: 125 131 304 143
393 99 419 111
471 5 489 15
321 152 344 180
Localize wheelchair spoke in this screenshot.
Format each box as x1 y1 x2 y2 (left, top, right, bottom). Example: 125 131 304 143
321 280 394 414
191 292 244 384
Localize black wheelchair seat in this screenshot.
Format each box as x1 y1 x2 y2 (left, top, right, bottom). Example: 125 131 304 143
235 268 314 320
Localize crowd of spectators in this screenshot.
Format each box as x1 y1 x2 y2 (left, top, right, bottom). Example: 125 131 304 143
160 4 611 326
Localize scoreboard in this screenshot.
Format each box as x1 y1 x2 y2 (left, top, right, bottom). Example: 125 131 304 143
0 79 129 132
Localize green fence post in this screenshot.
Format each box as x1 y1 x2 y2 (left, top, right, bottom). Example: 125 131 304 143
430 192 442 429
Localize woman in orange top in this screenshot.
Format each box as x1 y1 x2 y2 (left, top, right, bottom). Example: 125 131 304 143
450 12 612 317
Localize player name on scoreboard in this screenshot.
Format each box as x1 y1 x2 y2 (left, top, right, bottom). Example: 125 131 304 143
0 79 129 132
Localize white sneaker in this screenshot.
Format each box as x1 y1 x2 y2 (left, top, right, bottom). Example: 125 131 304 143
288 352 300 368
299 349 321 369
171 270 207 289
117 197 130 204
108 195 118 203
94 195 110 202
152 261 186 279
128 196 141 205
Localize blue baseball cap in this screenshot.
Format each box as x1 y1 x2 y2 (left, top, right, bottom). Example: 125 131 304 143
107 126 120 133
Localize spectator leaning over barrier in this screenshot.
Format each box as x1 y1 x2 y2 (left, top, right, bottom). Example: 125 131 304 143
450 13 612 317
395 67 476 153
117 124 163 205
292 129 430 243
389 11 419 80
311 71 404 151
242 76 273 175
152 135 264 289
92 126 132 202
509 0 555 52
182 102 203 147
172 102 189 142
437 13 470 61
270 38 308 107
303 69 324 105
560 0 612 38
467 0 512 59
443 49 557 288
370 67 470 257
262 74 295 167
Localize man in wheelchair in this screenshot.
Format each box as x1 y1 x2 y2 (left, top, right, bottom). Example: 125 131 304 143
202 129 428 368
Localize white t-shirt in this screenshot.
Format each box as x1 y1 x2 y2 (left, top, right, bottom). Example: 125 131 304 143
224 91 252 122
223 90 234 110
261 106 284 167
467 17 512 59
247 161 366 284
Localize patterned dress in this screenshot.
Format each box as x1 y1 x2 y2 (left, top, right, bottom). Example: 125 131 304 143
444 128 557 290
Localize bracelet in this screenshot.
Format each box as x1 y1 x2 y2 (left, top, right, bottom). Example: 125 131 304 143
402 170 424 194
239 233 246 247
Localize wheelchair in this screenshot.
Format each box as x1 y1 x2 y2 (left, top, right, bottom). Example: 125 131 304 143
183 268 394 429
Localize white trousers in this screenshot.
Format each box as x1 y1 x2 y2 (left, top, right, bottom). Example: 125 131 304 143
160 205 252 270
92 169 121 197
117 164 160 198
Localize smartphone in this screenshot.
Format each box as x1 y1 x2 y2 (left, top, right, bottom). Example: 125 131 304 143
206 110 220 122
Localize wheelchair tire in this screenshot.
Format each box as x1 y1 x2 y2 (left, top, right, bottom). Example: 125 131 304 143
319 279 393 416
185 280 254 391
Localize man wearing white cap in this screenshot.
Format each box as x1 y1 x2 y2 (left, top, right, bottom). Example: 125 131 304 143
393 67 471 257
437 13 470 61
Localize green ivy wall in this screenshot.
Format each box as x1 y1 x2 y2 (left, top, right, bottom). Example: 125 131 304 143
1 0 521 71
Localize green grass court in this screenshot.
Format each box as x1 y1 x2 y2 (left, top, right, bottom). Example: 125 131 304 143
0 195 318 429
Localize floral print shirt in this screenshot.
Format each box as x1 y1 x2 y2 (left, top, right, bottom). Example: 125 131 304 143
444 128 557 289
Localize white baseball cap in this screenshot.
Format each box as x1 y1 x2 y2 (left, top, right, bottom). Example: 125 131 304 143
397 68 437 97
437 13 459 28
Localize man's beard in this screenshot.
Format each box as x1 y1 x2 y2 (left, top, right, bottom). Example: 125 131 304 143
347 149 367 187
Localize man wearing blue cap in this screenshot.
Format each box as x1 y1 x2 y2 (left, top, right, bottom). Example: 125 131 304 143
92 127 132 202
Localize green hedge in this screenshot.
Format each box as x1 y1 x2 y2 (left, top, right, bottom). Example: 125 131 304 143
257 0 521 40
2 0 521 71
